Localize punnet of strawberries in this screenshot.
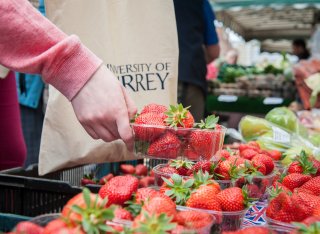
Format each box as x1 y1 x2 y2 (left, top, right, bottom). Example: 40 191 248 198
265 150 320 226
132 103 226 161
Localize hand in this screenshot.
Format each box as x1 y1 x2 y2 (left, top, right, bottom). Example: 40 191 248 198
71 65 137 150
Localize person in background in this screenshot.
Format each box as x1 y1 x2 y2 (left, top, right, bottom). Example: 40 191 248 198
0 0 136 170
17 0 46 167
175 0 220 122
292 39 310 60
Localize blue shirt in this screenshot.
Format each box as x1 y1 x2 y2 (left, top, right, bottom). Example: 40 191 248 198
16 0 45 109
203 0 219 46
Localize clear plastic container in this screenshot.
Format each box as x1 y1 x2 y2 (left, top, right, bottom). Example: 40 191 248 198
131 124 226 161
29 213 60 227
153 164 232 188
234 169 279 201
177 205 247 234
264 215 296 230
240 225 293 234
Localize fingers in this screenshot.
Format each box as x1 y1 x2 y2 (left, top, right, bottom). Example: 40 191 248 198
92 124 118 143
83 125 99 139
116 111 134 152
121 85 137 120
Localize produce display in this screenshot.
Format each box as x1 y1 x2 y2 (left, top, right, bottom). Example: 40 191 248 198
132 104 226 161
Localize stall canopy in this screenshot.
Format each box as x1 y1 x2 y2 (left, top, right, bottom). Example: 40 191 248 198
210 0 320 41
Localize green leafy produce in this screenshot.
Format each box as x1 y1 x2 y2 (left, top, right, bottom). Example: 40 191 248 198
281 146 313 166
239 116 272 141
265 107 298 133
310 133 320 147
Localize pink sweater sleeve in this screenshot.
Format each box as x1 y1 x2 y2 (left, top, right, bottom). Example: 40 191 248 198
0 0 103 100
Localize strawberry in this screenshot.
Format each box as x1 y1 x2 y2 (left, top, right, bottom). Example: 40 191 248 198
114 206 133 220
133 112 166 141
140 103 167 115
135 188 160 204
220 149 231 159
282 173 312 191
142 196 177 218
99 173 114 185
80 174 97 186
299 176 320 196
216 187 247 211
239 142 259 152
164 104 194 128
287 151 316 175
183 143 199 160
189 115 221 160
240 148 258 160
61 188 113 233
186 184 222 211
311 158 320 176
266 192 296 222
251 157 267 175
267 150 282 161
135 164 148 176
158 165 179 175
43 219 83 234
251 154 275 175
139 176 155 188
132 212 176 233
98 175 139 206
215 159 238 180
120 164 136 175
247 141 260 149
176 210 214 229
302 216 320 226
15 221 44 234
313 206 320 216
169 160 194 176
147 131 181 159
187 161 214 176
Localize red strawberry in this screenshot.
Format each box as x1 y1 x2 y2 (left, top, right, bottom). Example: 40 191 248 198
135 188 160 204
187 161 214 176
229 226 270 234
302 216 320 226
135 164 148 176
80 176 97 186
220 149 231 159
311 159 320 176
43 219 82 234
140 103 167 115
267 150 282 161
216 187 247 211
120 164 136 175
189 115 221 160
287 151 316 175
251 157 267 175
114 206 133 220
99 173 114 185
313 206 320 216
158 165 179 175
251 154 275 175
133 112 166 141
139 176 155 188
266 192 296 222
164 104 194 128
176 210 214 229
142 196 177 218
98 175 139 206
282 173 312 191
186 185 222 211
183 143 199 160
239 142 259 152
247 141 260 149
240 148 258 160
15 221 44 234
299 176 320 196
169 160 194 176
147 131 181 159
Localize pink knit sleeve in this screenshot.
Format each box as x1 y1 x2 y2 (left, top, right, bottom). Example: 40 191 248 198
0 0 103 100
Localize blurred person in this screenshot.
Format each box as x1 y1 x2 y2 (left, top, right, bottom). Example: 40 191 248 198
292 39 310 60
175 0 220 122
0 0 136 170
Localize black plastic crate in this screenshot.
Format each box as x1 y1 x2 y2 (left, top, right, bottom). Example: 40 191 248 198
0 163 115 217
0 159 166 218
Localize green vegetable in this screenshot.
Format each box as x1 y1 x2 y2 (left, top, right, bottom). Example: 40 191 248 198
265 107 298 133
310 133 320 147
239 116 272 141
281 146 312 166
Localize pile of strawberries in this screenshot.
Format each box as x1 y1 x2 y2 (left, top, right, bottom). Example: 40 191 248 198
133 103 223 160
80 163 155 188
266 151 320 224
153 142 279 200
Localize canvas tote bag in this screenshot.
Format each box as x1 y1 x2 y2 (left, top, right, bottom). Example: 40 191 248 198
39 0 178 175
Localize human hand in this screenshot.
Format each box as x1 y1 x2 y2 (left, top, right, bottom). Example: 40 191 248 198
71 65 137 150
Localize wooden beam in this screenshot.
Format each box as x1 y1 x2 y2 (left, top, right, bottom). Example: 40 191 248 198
245 28 312 40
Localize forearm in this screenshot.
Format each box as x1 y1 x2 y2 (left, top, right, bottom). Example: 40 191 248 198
0 0 102 100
